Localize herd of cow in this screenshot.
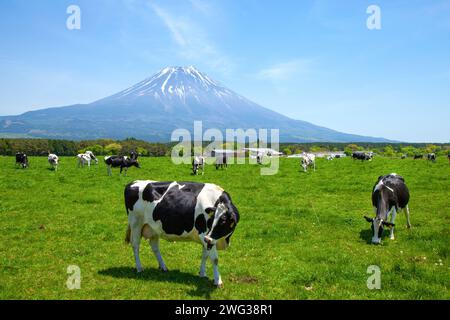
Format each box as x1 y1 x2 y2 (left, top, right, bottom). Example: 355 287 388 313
11 149 449 288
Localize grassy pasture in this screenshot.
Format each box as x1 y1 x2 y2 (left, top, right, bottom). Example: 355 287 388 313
0 155 449 300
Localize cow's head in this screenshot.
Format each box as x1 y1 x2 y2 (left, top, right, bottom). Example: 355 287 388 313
129 159 140 168
204 200 239 250
364 216 394 244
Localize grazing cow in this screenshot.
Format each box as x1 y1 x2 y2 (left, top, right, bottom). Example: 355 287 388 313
401 154 407 159
215 154 228 170
352 151 373 161
327 154 335 161
124 181 240 287
427 153 436 162
301 153 316 172
48 154 59 171
364 173 411 244
192 156 205 175
15 152 28 168
414 154 423 160
104 155 140 176
77 152 98 168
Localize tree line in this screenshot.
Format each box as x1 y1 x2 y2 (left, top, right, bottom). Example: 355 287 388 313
0 138 448 157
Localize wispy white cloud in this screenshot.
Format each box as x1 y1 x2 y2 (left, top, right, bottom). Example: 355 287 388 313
148 2 234 75
257 59 314 81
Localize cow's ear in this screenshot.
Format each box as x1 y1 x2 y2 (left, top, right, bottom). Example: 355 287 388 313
364 216 374 223
205 207 216 215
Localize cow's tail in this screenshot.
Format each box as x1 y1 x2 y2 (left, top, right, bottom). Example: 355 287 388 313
125 224 131 244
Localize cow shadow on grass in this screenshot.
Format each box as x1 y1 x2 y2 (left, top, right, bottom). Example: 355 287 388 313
98 267 215 298
359 229 392 245
359 229 374 244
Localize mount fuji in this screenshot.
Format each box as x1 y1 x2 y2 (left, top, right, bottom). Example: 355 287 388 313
0 66 390 142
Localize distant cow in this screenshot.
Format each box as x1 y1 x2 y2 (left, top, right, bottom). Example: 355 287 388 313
124 181 240 287
327 154 335 161
364 173 411 244
48 154 59 171
104 155 140 176
301 153 316 172
427 153 436 162
77 151 98 168
352 151 373 161
414 154 423 160
216 154 228 170
401 154 407 159
15 152 28 168
192 156 205 175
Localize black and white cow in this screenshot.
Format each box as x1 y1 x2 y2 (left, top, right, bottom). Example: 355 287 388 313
301 153 316 172
124 181 239 288
352 151 373 161
77 151 98 168
192 156 205 175
215 154 228 170
104 155 140 176
427 153 436 162
401 154 407 159
364 173 411 244
414 154 423 160
48 154 59 171
15 152 28 168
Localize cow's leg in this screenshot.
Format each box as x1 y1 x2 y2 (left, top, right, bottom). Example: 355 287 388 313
405 205 411 229
199 246 208 278
123 167 128 177
209 246 223 287
149 237 168 272
130 225 143 273
389 207 397 240
107 165 112 176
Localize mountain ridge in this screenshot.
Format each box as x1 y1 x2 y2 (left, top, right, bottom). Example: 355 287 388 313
0 66 392 143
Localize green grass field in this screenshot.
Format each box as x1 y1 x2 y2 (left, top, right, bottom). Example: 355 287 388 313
0 155 449 300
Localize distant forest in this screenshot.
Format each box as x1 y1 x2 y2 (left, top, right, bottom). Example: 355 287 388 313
0 138 449 157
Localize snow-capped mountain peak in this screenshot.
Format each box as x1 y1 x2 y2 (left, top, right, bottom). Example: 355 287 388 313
108 66 232 101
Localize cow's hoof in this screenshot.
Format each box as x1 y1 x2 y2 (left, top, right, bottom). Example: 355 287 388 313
390 236 395 240
199 273 208 278
407 225 412 229
137 268 143 273
159 267 169 273
214 282 224 289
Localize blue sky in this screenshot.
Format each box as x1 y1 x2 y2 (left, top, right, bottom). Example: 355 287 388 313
0 0 449 142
